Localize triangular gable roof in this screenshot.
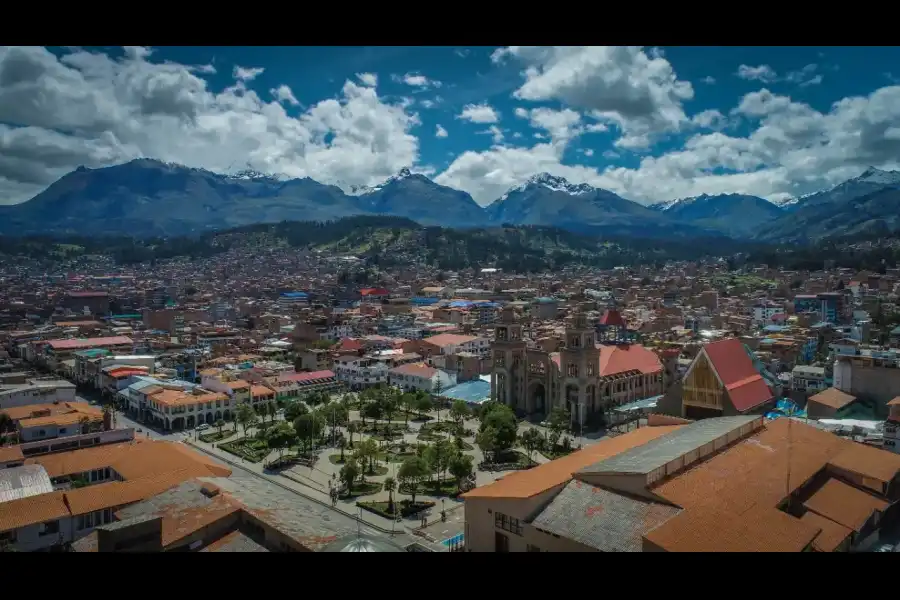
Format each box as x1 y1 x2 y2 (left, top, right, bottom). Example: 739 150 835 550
691 338 773 413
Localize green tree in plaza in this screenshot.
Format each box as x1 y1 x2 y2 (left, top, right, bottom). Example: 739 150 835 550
480 403 518 455
415 393 433 420
383 476 397 514
520 427 544 462
266 421 297 460
347 421 359 448
284 401 308 422
340 459 360 496
293 413 324 453
215 419 225 437
449 399 470 431
448 453 475 493
401 393 416 425
235 403 257 439
476 427 497 463
397 456 429 505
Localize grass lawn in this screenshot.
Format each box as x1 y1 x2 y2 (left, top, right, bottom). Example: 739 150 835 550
199 430 235 443
341 481 382 498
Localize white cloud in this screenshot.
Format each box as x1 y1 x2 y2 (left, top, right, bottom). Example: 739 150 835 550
583 148 594 157
701 76 716 84
233 65 265 81
270 84 300 106
478 125 504 144
435 124 448 138
496 46 694 149
458 103 500 124
0 46 420 203
393 73 441 88
357 72 378 87
525 107 582 144
691 109 726 130
736 64 777 83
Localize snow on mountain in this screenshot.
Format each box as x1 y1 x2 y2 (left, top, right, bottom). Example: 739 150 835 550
497 173 596 203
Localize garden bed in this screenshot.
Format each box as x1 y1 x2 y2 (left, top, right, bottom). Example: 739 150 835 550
340 481 382 498
358 500 436 519
478 450 536 472
400 477 459 498
199 430 235 443
219 439 270 463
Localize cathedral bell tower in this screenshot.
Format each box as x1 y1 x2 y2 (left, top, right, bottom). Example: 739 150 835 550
559 301 600 427
492 306 526 412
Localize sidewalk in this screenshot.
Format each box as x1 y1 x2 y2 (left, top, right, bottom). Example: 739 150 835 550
184 439 404 533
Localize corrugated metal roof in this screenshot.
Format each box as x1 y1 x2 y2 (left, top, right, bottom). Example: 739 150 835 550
578 416 759 476
0 464 54 503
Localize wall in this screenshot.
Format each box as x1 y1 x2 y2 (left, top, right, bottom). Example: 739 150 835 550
464 488 563 552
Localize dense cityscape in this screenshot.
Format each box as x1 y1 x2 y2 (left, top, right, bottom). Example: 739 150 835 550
1 44 900 554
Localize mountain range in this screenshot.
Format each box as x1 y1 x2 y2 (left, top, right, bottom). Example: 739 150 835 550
2 159 900 243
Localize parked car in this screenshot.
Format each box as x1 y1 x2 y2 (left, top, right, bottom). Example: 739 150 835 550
196 424 210 431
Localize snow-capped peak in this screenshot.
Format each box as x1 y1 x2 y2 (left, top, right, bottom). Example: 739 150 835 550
650 198 683 211
498 172 596 202
227 168 282 182
855 166 900 186
345 167 416 196
770 196 799 209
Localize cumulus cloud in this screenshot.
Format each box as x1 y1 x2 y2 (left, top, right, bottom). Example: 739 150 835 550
736 64 777 83
393 72 441 88
435 124 448 138
357 72 378 87
6 45 900 216
496 46 694 149
270 84 300 106
0 46 419 203
458 103 500 124
233 65 265 81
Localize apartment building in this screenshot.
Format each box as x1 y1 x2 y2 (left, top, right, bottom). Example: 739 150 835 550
422 333 490 358
791 365 827 394
463 416 900 552
884 397 900 454
2 402 105 443
268 370 341 401
38 336 134 371
333 356 389 389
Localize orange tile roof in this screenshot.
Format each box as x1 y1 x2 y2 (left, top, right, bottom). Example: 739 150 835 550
0 491 70 533
462 425 683 499
800 510 852 552
250 385 274 398
644 505 820 552
0 445 25 464
423 333 478 348
598 344 662 376
65 470 200 516
829 442 900 485
26 440 146 478
19 411 103 429
226 380 250 390
808 388 857 410
802 477 890 532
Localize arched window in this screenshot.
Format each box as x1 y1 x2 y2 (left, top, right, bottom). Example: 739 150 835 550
567 363 579 377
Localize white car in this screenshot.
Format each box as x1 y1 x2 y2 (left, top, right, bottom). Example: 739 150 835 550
196 424 210 431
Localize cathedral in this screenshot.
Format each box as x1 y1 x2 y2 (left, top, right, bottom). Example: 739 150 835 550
490 301 665 426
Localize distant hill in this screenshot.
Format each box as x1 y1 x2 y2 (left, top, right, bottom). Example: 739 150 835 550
484 173 702 238
757 167 900 242
652 193 784 239
0 216 760 273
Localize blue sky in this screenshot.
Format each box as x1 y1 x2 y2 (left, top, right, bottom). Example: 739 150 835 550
3 45 900 206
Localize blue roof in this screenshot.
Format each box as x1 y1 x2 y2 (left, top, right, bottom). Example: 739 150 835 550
410 297 440 305
763 325 787 332
477 302 501 308
441 379 491 404
534 297 557 304
281 292 308 298
448 300 474 308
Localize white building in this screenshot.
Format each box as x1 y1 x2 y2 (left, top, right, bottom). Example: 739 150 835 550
423 333 491 358
0 377 76 410
790 365 827 394
752 304 784 325
333 356 389 390
388 363 457 393
885 397 900 454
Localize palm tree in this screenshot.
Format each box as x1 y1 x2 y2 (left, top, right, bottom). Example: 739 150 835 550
383 476 397 514
347 421 358 448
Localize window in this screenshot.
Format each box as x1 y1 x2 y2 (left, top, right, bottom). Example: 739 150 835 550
527 544 542 552
494 512 522 535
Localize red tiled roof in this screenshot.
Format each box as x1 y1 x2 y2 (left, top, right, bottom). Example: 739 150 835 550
703 338 772 412
338 338 362 351
424 333 478 348
359 288 389 296
598 344 662 377
389 363 437 378
278 370 335 384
